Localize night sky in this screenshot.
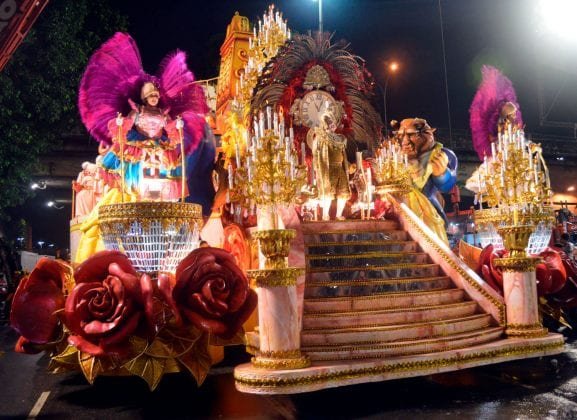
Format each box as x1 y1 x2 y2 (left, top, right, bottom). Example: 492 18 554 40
117 0 577 134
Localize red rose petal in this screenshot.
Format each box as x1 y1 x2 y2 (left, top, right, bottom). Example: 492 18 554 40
99 310 141 347
64 282 102 335
107 263 141 302
14 336 43 354
181 307 227 335
10 259 66 344
219 288 258 339
158 272 181 325
74 250 136 284
139 273 154 330
68 334 104 356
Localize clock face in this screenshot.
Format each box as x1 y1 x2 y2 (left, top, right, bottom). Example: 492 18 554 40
300 90 340 128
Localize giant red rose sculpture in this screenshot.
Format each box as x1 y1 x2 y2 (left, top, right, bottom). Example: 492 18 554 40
64 251 154 357
10 248 256 390
10 258 71 354
174 247 257 340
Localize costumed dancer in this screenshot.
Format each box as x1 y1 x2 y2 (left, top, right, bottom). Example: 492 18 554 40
396 118 457 243
75 32 212 263
306 111 350 220
466 65 523 194
72 161 98 218
99 82 185 201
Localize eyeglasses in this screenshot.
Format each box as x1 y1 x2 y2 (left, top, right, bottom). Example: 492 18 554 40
398 131 421 140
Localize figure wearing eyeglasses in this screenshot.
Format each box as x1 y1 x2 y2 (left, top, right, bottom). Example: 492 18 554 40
393 118 458 242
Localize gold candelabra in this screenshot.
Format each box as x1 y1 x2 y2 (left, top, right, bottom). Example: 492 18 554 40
474 123 555 258
236 5 290 107
372 141 412 195
231 107 307 224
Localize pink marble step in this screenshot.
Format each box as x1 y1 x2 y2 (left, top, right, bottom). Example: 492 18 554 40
302 301 479 330
307 263 440 282
302 327 505 361
307 252 429 269
304 276 453 298
300 313 493 346
301 219 399 234
306 240 418 255
304 288 465 312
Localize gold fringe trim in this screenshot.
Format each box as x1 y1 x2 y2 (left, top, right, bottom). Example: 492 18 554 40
304 301 476 317
306 275 450 288
308 262 437 273
251 354 311 370
235 340 564 388
307 330 505 361
495 257 541 272
247 267 304 287
301 313 490 334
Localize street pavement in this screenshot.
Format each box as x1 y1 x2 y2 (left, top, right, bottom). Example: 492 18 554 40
2 325 577 419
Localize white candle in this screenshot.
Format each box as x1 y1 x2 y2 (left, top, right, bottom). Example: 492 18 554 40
235 142 241 167
289 126 294 142
301 141 306 165
259 112 264 138
491 142 496 157
228 165 234 189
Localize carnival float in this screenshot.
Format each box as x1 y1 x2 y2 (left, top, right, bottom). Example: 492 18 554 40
11 5 574 394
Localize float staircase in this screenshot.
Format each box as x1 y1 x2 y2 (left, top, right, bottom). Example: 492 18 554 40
235 214 564 394
301 220 502 361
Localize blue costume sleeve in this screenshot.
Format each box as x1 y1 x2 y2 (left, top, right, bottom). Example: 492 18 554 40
186 123 216 216
431 147 458 193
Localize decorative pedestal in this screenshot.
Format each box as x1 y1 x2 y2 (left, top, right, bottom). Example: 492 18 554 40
247 229 310 370
496 226 547 338
98 202 202 275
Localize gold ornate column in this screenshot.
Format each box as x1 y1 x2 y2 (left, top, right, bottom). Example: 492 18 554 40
248 229 310 369
215 12 251 136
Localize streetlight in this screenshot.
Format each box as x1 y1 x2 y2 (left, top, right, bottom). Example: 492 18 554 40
312 0 323 34
46 201 64 209
383 61 399 139
31 181 46 190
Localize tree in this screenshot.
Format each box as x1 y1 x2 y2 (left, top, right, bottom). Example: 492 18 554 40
0 0 128 220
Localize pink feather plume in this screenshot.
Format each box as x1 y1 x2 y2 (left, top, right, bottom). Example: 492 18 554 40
469 65 523 160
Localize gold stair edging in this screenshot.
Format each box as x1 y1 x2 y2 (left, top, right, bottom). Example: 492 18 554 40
308 262 437 273
234 338 565 390
304 288 463 304
306 275 451 288
303 300 476 317
306 329 505 361
389 194 506 325
306 251 426 261
304 229 405 236
302 327 504 353
301 313 491 334
306 240 415 248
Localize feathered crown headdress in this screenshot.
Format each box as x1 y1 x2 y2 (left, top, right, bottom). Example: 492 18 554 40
250 32 382 155
78 32 208 154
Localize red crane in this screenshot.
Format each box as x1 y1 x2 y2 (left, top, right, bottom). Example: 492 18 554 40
0 0 50 72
